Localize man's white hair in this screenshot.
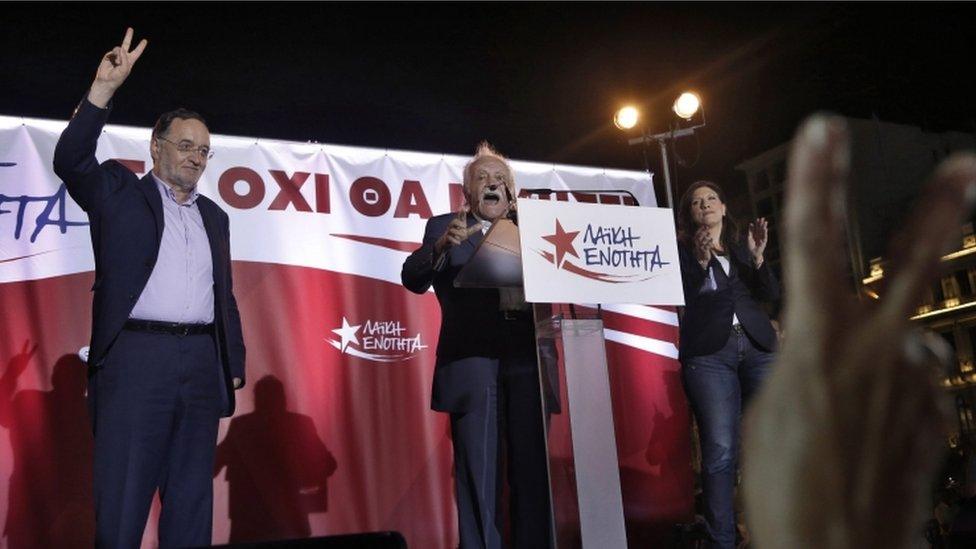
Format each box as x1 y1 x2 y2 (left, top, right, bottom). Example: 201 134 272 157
462 141 516 198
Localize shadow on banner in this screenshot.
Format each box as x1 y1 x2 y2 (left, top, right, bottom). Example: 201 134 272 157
214 375 339 543
0 345 95 548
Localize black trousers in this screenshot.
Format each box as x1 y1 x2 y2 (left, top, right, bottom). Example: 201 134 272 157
90 329 222 548
449 318 552 549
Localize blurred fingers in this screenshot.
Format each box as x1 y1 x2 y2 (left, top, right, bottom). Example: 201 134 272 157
781 114 852 334
880 153 976 322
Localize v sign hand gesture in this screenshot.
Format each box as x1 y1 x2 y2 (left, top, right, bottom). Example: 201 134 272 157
88 28 148 108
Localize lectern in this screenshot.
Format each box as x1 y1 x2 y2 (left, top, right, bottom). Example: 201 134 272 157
455 216 628 549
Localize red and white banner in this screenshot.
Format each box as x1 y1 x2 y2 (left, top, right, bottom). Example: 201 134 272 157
0 114 692 547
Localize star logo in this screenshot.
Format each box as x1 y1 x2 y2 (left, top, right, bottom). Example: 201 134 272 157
327 316 428 363
331 317 361 352
542 219 580 269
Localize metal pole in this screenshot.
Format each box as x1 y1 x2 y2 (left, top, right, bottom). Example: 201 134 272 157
631 129 692 210
657 137 675 209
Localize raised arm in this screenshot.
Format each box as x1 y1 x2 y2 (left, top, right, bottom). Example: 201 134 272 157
52 28 148 213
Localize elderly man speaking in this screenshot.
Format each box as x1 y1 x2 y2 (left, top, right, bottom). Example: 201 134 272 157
402 143 551 548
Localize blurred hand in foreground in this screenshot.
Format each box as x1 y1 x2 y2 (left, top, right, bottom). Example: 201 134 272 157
743 114 976 549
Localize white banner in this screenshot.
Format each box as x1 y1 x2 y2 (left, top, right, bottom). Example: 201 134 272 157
518 199 684 305
0 115 654 285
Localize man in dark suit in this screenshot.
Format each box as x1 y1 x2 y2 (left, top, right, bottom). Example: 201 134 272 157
52 28 246 548
402 143 551 549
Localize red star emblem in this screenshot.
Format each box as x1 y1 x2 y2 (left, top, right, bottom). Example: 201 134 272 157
542 219 580 269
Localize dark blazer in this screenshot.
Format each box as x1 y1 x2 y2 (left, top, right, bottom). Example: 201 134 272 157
402 213 535 413
677 240 779 360
52 99 246 416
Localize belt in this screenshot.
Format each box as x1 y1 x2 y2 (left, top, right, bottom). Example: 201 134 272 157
501 309 532 321
124 319 214 336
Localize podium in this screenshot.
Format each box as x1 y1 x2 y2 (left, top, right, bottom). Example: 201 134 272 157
533 303 628 549
456 217 629 549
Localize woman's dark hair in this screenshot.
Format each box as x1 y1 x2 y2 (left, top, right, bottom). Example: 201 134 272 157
676 180 739 251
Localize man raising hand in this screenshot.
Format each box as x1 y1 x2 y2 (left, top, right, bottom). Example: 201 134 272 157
53 28 246 548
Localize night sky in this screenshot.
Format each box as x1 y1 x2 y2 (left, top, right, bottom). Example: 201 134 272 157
3 2 974 205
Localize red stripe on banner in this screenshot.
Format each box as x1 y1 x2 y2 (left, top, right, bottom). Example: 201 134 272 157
0 262 692 548
0 249 65 264
331 233 421 252
572 304 681 345
603 311 679 344
604 342 693 541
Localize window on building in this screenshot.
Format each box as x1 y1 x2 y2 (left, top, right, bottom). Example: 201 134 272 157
940 331 959 377
943 275 962 301
955 270 972 297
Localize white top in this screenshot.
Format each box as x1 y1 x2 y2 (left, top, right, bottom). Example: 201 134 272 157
713 254 740 326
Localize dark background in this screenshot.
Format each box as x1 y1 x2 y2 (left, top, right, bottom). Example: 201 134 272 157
2 2 974 204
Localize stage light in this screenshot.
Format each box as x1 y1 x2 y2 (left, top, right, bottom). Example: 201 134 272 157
615 92 707 209
672 92 701 120
613 106 640 130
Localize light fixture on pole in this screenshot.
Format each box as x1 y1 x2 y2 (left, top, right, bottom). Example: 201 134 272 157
613 106 640 130
672 92 701 121
614 92 706 209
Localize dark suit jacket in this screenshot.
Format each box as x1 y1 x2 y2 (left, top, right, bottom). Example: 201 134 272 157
402 213 535 413
52 99 246 416
677 240 779 360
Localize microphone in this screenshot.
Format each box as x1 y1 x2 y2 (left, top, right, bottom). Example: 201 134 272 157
433 250 448 272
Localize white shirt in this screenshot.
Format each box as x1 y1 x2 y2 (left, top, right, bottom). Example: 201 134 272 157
710 254 741 326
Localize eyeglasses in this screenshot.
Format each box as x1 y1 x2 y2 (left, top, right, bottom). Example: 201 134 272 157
156 136 214 159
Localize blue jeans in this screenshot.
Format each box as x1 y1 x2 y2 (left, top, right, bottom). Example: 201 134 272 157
682 326 774 549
